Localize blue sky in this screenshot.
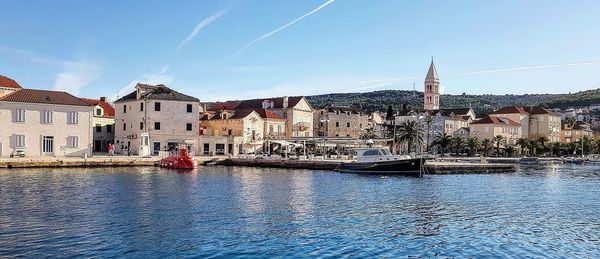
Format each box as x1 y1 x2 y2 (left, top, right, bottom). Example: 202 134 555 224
1 0 599 101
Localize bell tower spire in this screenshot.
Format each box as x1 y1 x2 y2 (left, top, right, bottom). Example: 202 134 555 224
424 58 440 110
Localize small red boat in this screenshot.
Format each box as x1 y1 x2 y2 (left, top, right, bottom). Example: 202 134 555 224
159 148 198 169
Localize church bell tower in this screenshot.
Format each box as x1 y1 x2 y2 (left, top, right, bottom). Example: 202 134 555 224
424 58 440 111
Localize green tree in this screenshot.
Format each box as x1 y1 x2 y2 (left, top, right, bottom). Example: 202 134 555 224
450 136 465 156
493 135 504 157
432 133 452 156
466 137 480 157
481 138 492 157
516 138 530 156
361 127 377 140
424 115 433 151
535 136 549 156
397 120 423 154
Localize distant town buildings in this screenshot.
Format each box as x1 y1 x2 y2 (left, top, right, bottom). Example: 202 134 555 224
313 106 370 138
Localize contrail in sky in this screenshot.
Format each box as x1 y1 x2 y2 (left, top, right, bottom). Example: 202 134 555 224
177 10 228 53
354 60 600 85
230 0 336 59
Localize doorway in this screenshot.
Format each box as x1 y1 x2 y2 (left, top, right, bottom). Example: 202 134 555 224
42 136 54 156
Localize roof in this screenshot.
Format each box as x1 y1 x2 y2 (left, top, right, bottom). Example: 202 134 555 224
80 98 115 117
0 75 23 89
490 106 530 115
425 59 439 80
210 96 307 111
321 106 365 114
428 108 473 117
0 89 91 106
470 115 521 126
523 106 560 116
114 83 199 103
253 109 284 120
228 109 257 119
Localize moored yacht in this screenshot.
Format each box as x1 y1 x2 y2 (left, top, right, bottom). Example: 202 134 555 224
335 148 425 177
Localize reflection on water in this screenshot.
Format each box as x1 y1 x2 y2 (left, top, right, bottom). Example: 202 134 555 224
1 164 600 257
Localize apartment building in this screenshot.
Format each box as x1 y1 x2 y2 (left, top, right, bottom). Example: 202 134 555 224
81 97 115 152
313 106 370 138
210 96 314 138
0 75 23 98
114 83 200 156
470 115 522 145
561 121 593 143
0 89 93 157
489 106 562 142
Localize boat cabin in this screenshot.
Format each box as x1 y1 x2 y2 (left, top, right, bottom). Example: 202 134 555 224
353 148 411 163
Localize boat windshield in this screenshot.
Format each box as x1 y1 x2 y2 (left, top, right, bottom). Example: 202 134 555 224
379 149 391 155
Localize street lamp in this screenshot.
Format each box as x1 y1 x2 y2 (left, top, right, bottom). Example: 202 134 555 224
319 116 331 156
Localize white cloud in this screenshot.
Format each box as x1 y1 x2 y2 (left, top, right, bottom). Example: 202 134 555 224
230 0 336 59
176 10 228 53
159 64 170 74
53 61 103 95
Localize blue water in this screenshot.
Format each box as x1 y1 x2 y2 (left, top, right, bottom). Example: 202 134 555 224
1 165 599 258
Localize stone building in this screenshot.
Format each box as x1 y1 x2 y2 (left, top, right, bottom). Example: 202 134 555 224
81 97 115 152
0 89 93 157
114 83 200 156
210 96 314 138
200 109 265 155
561 121 593 143
424 59 440 111
313 106 370 138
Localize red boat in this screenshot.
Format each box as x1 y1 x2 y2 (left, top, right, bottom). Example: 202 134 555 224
159 148 198 169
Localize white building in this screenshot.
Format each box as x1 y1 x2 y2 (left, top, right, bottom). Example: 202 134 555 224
0 89 93 157
114 83 200 156
0 75 23 98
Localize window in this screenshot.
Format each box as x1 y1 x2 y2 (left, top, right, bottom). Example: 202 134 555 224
42 110 53 123
96 124 102 133
95 108 102 116
228 129 232 135
187 104 193 113
363 150 379 156
123 105 127 113
123 123 126 131
15 109 25 122
154 122 161 130
140 102 144 111
269 125 274 135
140 122 144 130
107 124 112 133
154 102 161 111
14 135 25 147
186 123 192 131
68 112 79 124
68 136 79 148
347 122 351 128
336 122 340 127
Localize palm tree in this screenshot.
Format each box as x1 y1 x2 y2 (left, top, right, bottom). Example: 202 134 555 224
450 136 465 156
516 138 530 156
505 144 516 157
493 135 504 157
535 136 549 157
481 138 492 157
466 137 480 156
424 115 433 151
397 120 423 154
551 142 563 157
361 127 377 140
432 133 452 156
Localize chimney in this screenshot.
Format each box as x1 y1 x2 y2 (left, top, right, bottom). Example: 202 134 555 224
282 96 289 109
99 97 107 102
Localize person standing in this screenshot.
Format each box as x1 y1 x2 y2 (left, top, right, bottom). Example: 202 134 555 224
108 143 114 156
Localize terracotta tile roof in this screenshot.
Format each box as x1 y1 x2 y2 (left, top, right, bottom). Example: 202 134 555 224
0 75 23 89
471 115 521 126
0 89 91 106
209 96 308 111
80 97 115 117
490 106 530 115
253 109 284 120
523 106 560 116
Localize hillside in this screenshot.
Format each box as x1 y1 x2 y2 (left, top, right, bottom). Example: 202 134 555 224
306 89 600 113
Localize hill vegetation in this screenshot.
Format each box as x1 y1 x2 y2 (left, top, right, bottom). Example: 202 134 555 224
306 88 600 113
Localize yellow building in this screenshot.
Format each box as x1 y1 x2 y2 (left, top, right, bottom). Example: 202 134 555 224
489 106 561 142
469 115 522 145
561 121 593 143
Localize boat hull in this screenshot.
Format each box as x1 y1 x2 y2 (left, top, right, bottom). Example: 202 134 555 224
336 158 424 177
